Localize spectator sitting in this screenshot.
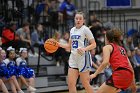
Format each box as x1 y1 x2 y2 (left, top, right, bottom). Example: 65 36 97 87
48 0 59 30
59 0 76 31
135 49 140 64
127 29 138 47
89 14 103 54
3 47 25 93
1 21 17 50
16 22 37 57
16 48 36 92
35 0 49 23
59 32 70 74
90 49 99 87
31 23 44 46
31 23 45 55
123 35 135 52
59 32 70 52
134 48 140 84
52 31 62 66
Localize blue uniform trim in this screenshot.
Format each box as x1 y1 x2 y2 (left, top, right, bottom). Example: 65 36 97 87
80 53 86 72
80 39 87 72
88 51 92 68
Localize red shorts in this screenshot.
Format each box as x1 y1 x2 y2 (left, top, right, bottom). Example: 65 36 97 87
106 68 133 90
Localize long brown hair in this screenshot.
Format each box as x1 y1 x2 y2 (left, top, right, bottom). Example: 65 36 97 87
106 28 123 45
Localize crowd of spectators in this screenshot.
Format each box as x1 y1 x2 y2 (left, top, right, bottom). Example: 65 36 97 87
1 0 76 31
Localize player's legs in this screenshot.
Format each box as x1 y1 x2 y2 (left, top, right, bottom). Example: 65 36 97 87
68 68 79 93
96 82 121 93
79 71 94 93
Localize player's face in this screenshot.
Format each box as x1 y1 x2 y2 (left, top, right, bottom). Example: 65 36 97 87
75 14 84 28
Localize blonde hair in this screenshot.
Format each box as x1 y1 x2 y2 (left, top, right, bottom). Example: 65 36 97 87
53 31 61 41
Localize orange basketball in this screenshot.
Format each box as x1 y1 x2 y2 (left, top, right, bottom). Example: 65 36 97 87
44 38 59 53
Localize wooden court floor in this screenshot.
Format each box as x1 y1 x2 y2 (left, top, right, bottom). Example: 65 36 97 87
53 90 86 93
53 85 140 93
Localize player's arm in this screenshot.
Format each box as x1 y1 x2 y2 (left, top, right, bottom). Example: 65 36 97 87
90 45 112 78
77 39 96 55
59 39 71 49
85 39 96 51
77 28 96 55
85 27 96 51
20 34 31 44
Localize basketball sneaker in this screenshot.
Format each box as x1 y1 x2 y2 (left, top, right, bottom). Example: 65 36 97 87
27 86 37 92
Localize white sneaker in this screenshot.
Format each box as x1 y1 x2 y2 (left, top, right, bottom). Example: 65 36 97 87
27 86 37 92
28 53 34 57
18 90 24 93
56 61 60 67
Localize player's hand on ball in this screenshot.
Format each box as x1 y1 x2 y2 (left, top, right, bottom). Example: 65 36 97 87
77 48 85 55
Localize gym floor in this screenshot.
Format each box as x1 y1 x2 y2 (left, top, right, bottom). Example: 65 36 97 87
53 85 140 93
53 90 85 93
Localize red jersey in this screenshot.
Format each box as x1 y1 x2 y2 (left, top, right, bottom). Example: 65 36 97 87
1 28 15 44
109 43 131 71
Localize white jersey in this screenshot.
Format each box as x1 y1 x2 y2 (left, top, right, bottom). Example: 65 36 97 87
70 25 94 53
69 25 95 72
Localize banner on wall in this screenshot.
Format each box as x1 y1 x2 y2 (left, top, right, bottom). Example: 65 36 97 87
106 0 132 8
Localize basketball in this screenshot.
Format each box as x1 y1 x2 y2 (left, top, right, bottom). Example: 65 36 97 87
44 38 59 53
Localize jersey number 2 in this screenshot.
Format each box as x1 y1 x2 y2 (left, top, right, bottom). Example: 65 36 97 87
120 48 126 56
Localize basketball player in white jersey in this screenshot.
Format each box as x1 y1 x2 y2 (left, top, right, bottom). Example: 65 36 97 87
59 11 96 93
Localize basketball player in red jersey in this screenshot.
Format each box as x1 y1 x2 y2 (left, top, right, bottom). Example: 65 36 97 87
90 28 137 93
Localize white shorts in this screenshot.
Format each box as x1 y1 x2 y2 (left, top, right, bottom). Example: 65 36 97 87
69 51 92 72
